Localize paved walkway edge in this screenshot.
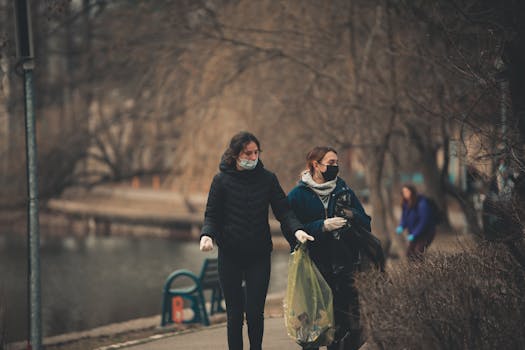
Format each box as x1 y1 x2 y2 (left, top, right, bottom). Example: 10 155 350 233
94 322 228 350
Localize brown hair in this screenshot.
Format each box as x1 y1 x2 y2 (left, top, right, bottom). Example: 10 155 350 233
221 131 261 166
401 184 418 208
305 146 338 175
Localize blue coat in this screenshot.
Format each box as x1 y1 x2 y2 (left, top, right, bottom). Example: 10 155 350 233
283 177 371 274
399 195 436 239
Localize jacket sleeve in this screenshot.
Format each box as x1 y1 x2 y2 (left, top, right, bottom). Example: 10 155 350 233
347 190 372 232
201 174 224 240
410 198 432 238
399 203 407 228
301 219 325 240
283 188 326 245
270 174 304 239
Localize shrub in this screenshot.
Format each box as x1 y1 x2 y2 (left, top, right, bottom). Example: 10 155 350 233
355 242 525 350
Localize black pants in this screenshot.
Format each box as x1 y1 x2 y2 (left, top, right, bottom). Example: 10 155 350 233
218 251 271 350
407 229 436 261
306 271 362 350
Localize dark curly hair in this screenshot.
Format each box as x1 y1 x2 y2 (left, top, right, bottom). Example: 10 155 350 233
221 131 261 166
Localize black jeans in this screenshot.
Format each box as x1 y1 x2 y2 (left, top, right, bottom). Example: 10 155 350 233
306 270 362 350
407 229 436 261
218 251 271 350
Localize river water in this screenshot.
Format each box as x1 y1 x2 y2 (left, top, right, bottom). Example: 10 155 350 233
0 231 290 343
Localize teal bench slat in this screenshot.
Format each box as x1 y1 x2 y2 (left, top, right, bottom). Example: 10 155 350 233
161 258 225 326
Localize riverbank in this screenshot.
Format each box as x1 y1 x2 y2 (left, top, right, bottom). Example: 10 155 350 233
40 186 288 239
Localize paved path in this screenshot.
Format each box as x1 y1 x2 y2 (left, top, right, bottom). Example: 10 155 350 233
105 317 299 350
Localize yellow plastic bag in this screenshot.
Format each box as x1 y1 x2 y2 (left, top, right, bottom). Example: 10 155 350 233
284 243 335 348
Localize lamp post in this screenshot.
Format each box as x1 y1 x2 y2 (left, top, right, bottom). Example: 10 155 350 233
14 0 41 348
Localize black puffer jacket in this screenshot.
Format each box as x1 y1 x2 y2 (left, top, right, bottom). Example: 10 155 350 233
201 159 303 259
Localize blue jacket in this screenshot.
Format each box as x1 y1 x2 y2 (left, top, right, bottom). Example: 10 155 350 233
283 177 371 274
399 195 436 239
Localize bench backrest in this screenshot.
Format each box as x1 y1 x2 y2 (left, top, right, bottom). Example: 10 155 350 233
199 258 220 290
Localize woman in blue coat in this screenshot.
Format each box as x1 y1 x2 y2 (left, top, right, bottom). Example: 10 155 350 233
395 184 437 260
283 146 371 350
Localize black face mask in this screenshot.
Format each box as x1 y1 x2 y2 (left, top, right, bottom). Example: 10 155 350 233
321 165 339 181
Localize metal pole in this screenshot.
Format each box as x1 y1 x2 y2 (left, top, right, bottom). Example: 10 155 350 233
23 61 41 350
13 0 39 347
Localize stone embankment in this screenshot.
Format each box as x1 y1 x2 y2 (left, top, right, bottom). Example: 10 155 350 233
43 186 283 240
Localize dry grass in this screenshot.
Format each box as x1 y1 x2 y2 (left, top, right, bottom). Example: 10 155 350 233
355 241 525 350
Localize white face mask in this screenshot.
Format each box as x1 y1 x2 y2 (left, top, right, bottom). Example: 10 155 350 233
238 157 258 170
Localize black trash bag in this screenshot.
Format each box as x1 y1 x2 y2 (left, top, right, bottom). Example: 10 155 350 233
333 191 385 272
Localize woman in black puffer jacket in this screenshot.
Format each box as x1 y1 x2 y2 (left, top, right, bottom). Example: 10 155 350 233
200 131 309 350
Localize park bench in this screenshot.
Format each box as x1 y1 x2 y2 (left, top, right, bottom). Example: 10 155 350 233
161 257 225 326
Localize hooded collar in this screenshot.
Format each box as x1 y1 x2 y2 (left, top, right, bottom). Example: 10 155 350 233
300 171 337 196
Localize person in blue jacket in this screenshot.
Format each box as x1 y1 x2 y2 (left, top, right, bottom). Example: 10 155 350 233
395 184 437 260
283 146 371 350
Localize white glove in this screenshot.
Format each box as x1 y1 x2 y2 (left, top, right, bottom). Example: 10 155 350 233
294 230 314 243
200 236 214 252
323 217 347 232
